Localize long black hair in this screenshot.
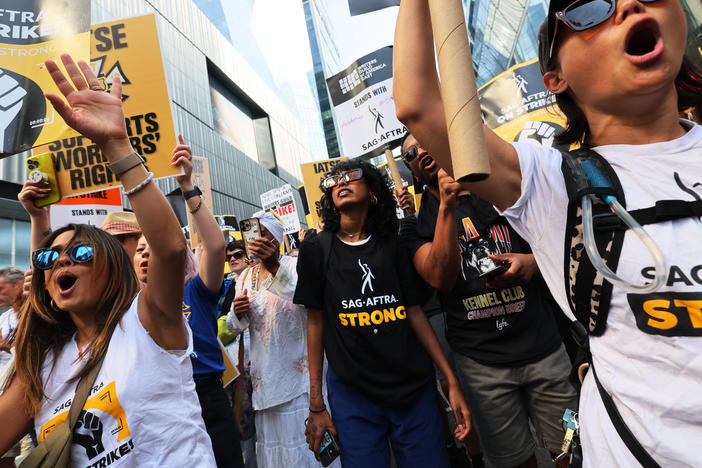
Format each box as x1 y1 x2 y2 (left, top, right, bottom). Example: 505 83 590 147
320 159 398 237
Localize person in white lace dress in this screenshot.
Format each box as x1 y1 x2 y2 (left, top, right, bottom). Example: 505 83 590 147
227 211 339 468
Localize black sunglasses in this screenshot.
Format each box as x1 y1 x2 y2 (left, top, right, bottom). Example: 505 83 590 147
320 168 364 191
550 0 660 60
402 144 424 163
227 251 245 261
32 243 95 270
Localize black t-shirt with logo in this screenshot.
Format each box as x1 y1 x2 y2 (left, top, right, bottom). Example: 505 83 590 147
294 233 433 408
402 191 562 366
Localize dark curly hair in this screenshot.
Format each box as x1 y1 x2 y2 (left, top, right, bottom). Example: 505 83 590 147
320 159 398 237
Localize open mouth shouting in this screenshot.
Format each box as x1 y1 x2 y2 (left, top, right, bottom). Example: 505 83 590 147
625 18 663 65
419 153 437 172
56 271 78 295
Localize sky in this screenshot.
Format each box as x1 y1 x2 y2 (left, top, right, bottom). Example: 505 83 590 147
326 3 399 72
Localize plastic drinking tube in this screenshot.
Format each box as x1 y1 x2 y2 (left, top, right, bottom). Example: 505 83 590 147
580 160 667 293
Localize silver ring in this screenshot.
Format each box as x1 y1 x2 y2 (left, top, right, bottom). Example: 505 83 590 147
90 85 104 91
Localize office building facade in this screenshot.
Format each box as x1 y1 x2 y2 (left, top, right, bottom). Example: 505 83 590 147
0 0 317 270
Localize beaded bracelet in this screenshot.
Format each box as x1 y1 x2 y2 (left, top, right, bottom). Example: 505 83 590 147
124 171 154 196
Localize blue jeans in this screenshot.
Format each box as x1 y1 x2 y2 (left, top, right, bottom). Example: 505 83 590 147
326 365 449 468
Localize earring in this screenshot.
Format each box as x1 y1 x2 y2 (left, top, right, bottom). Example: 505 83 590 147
50 298 60 311
370 193 378 205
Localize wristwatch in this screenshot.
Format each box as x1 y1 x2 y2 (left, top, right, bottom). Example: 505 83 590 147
183 186 202 200
107 152 145 177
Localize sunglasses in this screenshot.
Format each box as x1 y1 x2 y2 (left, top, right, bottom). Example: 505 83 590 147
550 0 660 59
227 251 245 261
402 144 424 163
321 168 364 191
32 243 95 270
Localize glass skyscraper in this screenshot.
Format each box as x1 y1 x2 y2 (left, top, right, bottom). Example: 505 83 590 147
303 0 343 159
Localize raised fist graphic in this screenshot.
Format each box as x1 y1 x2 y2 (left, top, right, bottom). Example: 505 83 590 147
517 121 557 148
0 68 45 156
73 410 105 460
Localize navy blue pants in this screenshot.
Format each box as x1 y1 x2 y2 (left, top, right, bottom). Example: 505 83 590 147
327 365 449 468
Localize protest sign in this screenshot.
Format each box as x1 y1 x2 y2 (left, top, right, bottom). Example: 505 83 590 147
297 184 313 228
479 59 566 148
0 0 90 158
186 156 214 247
49 187 122 230
260 184 301 236
348 0 400 16
326 47 406 160
300 157 348 227
32 14 180 197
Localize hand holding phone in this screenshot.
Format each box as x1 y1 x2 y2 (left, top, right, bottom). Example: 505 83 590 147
319 430 341 467
25 153 61 207
240 218 261 261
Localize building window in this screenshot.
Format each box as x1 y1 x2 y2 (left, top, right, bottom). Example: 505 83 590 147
0 218 31 271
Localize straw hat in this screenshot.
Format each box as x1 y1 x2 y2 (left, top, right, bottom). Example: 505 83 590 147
100 211 141 236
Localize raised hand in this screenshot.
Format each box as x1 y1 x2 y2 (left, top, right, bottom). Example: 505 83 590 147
18 179 51 219
43 54 130 159
172 134 193 187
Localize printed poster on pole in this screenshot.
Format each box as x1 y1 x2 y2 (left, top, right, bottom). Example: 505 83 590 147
0 0 90 158
49 187 122 230
326 46 406 160
32 13 180 198
186 156 214 247
479 59 566 148
260 184 301 236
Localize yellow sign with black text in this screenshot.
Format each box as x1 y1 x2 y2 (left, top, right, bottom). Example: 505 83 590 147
0 0 90 157
32 14 179 197
300 157 348 227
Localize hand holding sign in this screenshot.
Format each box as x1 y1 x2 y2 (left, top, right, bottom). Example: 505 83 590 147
44 54 132 160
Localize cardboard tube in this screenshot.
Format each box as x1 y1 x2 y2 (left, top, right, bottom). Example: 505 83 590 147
427 0 490 181
385 148 403 190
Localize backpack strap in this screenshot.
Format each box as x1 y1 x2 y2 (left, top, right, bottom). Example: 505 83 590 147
591 365 661 468
561 147 627 336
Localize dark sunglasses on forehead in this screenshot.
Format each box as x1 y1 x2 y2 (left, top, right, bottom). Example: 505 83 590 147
320 168 364 191
402 144 424 163
32 243 95 270
549 0 661 60
227 251 245 261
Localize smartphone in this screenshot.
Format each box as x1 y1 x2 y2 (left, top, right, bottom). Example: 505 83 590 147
26 153 61 207
319 430 340 467
478 261 508 280
240 217 261 261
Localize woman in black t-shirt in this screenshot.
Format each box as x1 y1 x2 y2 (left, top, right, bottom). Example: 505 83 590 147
295 160 470 467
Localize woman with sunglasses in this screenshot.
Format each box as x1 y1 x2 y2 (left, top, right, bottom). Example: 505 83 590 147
294 160 471 467
394 1 701 466
0 54 215 466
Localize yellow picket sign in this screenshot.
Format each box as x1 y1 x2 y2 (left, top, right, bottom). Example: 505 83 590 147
300 157 348 227
0 2 91 157
32 14 180 197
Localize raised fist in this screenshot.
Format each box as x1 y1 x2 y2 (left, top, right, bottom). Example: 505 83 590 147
517 121 556 148
73 410 105 460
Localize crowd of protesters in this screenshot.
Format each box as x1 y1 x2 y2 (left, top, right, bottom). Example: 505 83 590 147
0 0 701 467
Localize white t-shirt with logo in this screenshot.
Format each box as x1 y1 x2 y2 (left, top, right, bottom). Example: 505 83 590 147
34 294 215 467
501 121 702 467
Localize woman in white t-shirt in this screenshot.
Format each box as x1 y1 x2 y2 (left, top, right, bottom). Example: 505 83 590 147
394 1 701 467
0 54 215 466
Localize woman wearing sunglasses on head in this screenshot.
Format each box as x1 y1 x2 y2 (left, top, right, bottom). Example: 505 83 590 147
0 54 215 466
395 1 701 467
293 160 471 468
